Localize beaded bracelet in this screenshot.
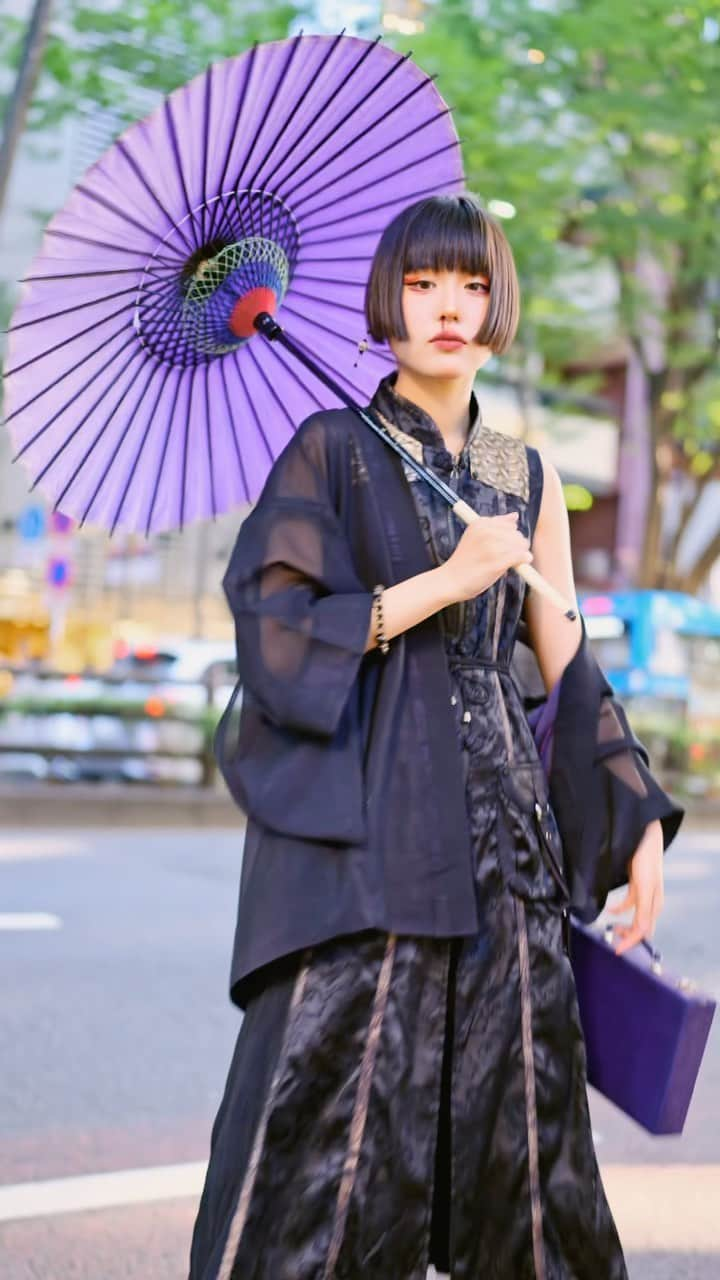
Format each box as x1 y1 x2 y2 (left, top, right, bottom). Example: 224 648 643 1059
372 583 390 654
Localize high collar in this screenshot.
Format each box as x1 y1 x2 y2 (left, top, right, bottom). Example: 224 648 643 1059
369 369 482 458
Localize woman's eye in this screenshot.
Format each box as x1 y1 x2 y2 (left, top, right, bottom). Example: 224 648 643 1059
468 282 490 292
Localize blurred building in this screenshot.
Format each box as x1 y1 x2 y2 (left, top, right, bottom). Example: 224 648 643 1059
0 0 717 668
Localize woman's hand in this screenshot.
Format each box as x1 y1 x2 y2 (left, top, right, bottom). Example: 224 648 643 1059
439 512 534 604
606 818 665 955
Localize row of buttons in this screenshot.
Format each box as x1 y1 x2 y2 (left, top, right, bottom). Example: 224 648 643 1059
451 684 492 721
450 694 473 723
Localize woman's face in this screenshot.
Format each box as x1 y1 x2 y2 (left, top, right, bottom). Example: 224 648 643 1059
389 266 493 381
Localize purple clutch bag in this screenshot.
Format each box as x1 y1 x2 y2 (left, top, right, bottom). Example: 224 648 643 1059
528 689 716 1135
569 919 715 1134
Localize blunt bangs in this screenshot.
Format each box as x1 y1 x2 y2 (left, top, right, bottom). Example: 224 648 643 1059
364 193 520 355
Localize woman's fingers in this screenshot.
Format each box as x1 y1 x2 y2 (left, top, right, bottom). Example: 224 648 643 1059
613 881 655 955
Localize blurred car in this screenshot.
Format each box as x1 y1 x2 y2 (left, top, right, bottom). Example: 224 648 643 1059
0 751 50 781
109 638 237 714
0 639 238 785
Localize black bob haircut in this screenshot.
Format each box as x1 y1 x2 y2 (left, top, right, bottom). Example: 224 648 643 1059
364 192 520 356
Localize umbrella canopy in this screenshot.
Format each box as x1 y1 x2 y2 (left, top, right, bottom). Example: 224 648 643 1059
3 31 464 535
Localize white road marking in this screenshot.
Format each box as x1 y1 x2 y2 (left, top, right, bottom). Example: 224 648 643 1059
0 836 88 861
0 1162 207 1222
0 913 62 931
0 1160 717 1248
602 1163 720 1251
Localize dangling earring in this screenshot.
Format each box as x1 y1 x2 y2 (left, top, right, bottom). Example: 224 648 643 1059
352 335 369 368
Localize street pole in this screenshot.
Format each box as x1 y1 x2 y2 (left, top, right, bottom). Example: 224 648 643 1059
0 0 54 220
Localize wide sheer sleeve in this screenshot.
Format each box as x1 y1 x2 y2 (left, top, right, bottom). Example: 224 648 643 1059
571 692 685 915
222 412 375 738
519 622 685 921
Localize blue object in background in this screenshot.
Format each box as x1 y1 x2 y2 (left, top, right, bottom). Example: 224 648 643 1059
17 504 46 541
579 589 720 705
47 556 73 591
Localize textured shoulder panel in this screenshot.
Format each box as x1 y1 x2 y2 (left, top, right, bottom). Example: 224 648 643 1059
373 407 529 504
468 425 529 503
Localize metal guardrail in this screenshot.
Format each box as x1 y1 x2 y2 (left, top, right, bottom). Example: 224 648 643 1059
0 665 232 788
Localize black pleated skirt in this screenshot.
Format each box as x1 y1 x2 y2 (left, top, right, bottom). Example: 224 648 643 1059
189 665 629 1280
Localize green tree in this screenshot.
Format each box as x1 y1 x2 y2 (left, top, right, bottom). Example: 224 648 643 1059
404 0 720 591
1 0 309 137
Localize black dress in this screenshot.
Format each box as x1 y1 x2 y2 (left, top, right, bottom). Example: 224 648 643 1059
188 375 628 1279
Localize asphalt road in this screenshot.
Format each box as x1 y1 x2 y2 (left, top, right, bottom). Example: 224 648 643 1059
0 820 718 1279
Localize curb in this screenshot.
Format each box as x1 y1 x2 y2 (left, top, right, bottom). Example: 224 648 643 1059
0 782 243 828
0 784 718 831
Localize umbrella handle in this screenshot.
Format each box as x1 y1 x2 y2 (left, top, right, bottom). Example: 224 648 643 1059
452 498 578 621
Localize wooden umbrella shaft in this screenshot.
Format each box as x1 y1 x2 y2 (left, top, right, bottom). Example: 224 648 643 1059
255 312 577 622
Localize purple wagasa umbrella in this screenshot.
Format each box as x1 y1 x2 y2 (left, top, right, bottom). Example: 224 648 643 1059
2 31 464 536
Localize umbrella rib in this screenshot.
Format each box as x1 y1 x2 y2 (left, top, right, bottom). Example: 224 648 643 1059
116 137 197 258
287 273 370 288
250 328 325 420
282 72 441 205
73 178 174 247
203 361 217 517
44 227 181 268
4 283 140 333
163 94 198 255
298 140 462 226
278 325 390 401
134 286 185 350
109 361 176 535
229 358 272 479
74 357 163 528
4 300 138 380
245 30 349 195
20 266 150 282
301 171 465 236
289 106 450 214
205 42 260 245
145 371 186 537
249 32 309 247
238 348 283 468
265 37 392 194
199 62 214 246
238 35 309 245
282 346 325 414
178 366 194 530
158 275 192 368
203 194 243 253
5 269 180 379
243 344 298 462
281 299 364 347
295 254 377 264
218 357 250 502
30 344 146 490
287 285 365 317
6 327 140 438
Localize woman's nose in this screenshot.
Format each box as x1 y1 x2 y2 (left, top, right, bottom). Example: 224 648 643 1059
438 291 462 320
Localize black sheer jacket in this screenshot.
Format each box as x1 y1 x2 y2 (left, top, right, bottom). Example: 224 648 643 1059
216 406 683 1008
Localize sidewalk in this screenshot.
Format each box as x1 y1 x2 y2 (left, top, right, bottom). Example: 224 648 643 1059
0 781 241 828
0 780 716 831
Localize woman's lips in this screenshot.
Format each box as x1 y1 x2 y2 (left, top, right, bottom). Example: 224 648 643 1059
431 338 465 350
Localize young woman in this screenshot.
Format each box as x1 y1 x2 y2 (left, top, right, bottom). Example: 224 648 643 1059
188 193 682 1279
